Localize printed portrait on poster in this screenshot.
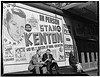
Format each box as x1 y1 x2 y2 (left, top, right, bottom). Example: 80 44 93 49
58 47 65 61
3 7 26 45
3 4 27 63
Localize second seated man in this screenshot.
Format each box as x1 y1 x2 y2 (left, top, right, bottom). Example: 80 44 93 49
42 49 60 74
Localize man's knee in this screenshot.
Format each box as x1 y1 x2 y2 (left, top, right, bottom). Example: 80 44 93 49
42 67 47 73
50 62 57 69
52 62 58 66
35 66 40 74
72 65 77 71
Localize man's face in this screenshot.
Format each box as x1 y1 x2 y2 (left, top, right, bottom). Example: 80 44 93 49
70 51 74 56
36 50 41 55
7 14 25 41
46 50 50 55
57 26 61 32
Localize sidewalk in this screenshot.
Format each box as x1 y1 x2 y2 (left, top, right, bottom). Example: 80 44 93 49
4 66 89 76
85 69 98 76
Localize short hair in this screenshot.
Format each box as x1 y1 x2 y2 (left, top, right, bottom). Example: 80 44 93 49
46 49 51 52
57 26 61 28
36 48 40 52
6 8 26 23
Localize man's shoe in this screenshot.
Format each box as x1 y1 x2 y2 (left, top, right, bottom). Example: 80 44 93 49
57 72 60 74
44 72 48 74
47 71 51 74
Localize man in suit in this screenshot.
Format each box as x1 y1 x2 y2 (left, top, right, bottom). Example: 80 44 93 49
29 49 47 74
42 49 59 74
69 51 83 73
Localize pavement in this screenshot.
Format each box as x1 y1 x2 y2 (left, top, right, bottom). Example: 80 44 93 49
3 66 90 76
3 66 98 76
85 69 98 76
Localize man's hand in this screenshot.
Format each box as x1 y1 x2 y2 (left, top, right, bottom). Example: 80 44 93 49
52 60 56 63
44 59 51 62
40 62 45 64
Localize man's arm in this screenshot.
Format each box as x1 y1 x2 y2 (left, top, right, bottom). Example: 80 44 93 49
32 56 42 65
42 54 47 62
50 54 57 63
50 54 54 60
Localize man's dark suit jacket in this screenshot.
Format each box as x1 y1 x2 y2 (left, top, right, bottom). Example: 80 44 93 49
69 53 78 66
42 53 54 62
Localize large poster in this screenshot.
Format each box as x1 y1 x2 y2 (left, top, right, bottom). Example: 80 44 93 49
2 3 65 73
61 17 74 66
62 19 73 58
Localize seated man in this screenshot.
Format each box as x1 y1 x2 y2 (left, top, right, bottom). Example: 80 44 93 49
69 51 83 73
28 49 47 74
42 49 59 74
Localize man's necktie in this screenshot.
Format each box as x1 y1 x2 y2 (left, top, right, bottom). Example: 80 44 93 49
47 55 49 59
37 55 40 63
